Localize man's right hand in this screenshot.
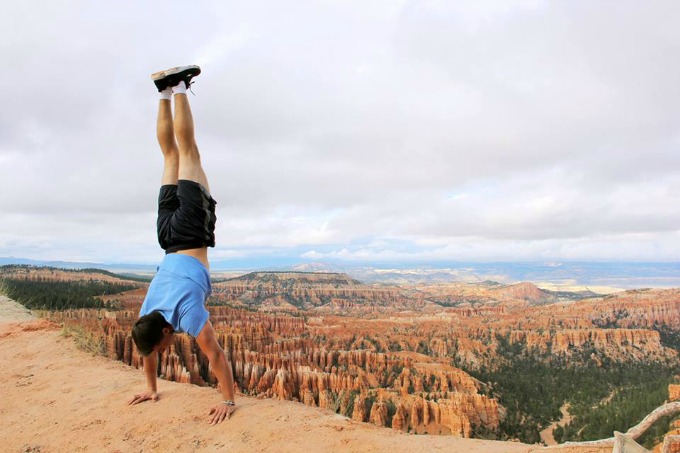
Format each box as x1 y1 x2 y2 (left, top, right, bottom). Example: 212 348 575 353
127 391 159 405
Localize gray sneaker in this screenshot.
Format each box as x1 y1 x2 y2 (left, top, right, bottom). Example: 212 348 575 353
151 65 201 92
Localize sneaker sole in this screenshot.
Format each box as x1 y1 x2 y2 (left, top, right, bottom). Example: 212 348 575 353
151 65 201 80
151 69 166 81
151 65 201 92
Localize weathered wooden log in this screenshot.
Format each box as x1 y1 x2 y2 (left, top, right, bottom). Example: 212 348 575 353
612 432 649 453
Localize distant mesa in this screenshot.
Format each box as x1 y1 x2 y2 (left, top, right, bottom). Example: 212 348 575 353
213 271 402 311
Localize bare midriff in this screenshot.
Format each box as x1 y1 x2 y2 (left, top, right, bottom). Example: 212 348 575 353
175 248 209 270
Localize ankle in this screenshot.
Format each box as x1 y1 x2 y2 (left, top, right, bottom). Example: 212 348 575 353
159 87 172 101
172 81 187 95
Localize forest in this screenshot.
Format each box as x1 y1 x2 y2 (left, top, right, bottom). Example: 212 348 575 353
0 265 138 310
469 334 678 445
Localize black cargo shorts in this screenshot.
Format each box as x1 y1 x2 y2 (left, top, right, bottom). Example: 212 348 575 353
156 180 217 253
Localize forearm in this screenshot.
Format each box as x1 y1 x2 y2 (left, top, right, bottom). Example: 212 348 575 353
210 351 235 401
143 354 159 393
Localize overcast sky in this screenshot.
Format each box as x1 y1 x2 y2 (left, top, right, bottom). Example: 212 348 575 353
1 0 679 266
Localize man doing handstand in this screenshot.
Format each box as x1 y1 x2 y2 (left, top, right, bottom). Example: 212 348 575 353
128 65 236 425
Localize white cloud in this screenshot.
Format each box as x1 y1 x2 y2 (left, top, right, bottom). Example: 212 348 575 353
1 1 679 265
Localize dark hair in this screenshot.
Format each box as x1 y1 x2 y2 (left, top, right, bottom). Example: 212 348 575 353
131 311 171 356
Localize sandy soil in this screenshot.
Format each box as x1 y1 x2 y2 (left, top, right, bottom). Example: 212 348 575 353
0 299 543 453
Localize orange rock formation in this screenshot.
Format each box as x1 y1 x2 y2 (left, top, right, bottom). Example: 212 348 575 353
26 271 680 439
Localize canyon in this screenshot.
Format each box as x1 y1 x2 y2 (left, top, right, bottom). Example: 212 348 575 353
3 266 679 442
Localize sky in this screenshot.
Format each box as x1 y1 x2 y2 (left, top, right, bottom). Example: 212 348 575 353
1 0 679 267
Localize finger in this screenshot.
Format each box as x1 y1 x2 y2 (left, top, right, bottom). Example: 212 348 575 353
213 409 227 425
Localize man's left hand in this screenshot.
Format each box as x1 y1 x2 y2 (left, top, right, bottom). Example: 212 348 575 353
208 403 237 425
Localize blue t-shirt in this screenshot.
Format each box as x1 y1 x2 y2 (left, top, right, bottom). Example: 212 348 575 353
139 253 211 338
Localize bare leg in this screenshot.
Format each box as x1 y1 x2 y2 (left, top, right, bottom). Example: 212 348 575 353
171 93 210 268
157 99 179 185
173 94 210 193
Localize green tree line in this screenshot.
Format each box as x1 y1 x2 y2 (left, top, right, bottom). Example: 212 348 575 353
0 277 137 310
555 374 677 447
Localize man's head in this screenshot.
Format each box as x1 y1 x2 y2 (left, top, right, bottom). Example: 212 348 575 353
131 311 175 356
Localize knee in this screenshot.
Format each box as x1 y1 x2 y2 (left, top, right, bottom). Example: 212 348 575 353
179 144 201 161
161 147 179 160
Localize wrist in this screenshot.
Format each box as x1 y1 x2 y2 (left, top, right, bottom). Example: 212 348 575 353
222 400 236 406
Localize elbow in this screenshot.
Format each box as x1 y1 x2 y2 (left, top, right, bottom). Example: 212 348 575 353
206 346 225 365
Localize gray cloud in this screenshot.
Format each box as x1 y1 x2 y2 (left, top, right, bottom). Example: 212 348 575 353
1 0 679 264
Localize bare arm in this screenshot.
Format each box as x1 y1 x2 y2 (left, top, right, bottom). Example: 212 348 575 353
128 353 159 405
196 320 237 424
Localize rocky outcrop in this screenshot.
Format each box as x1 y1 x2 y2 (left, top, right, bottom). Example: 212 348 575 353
391 403 408 431
0 266 136 285
670 384 680 402
663 435 680 453
211 272 404 311
490 282 554 305
352 393 369 422
369 400 389 427
436 399 473 437
506 328 664 357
